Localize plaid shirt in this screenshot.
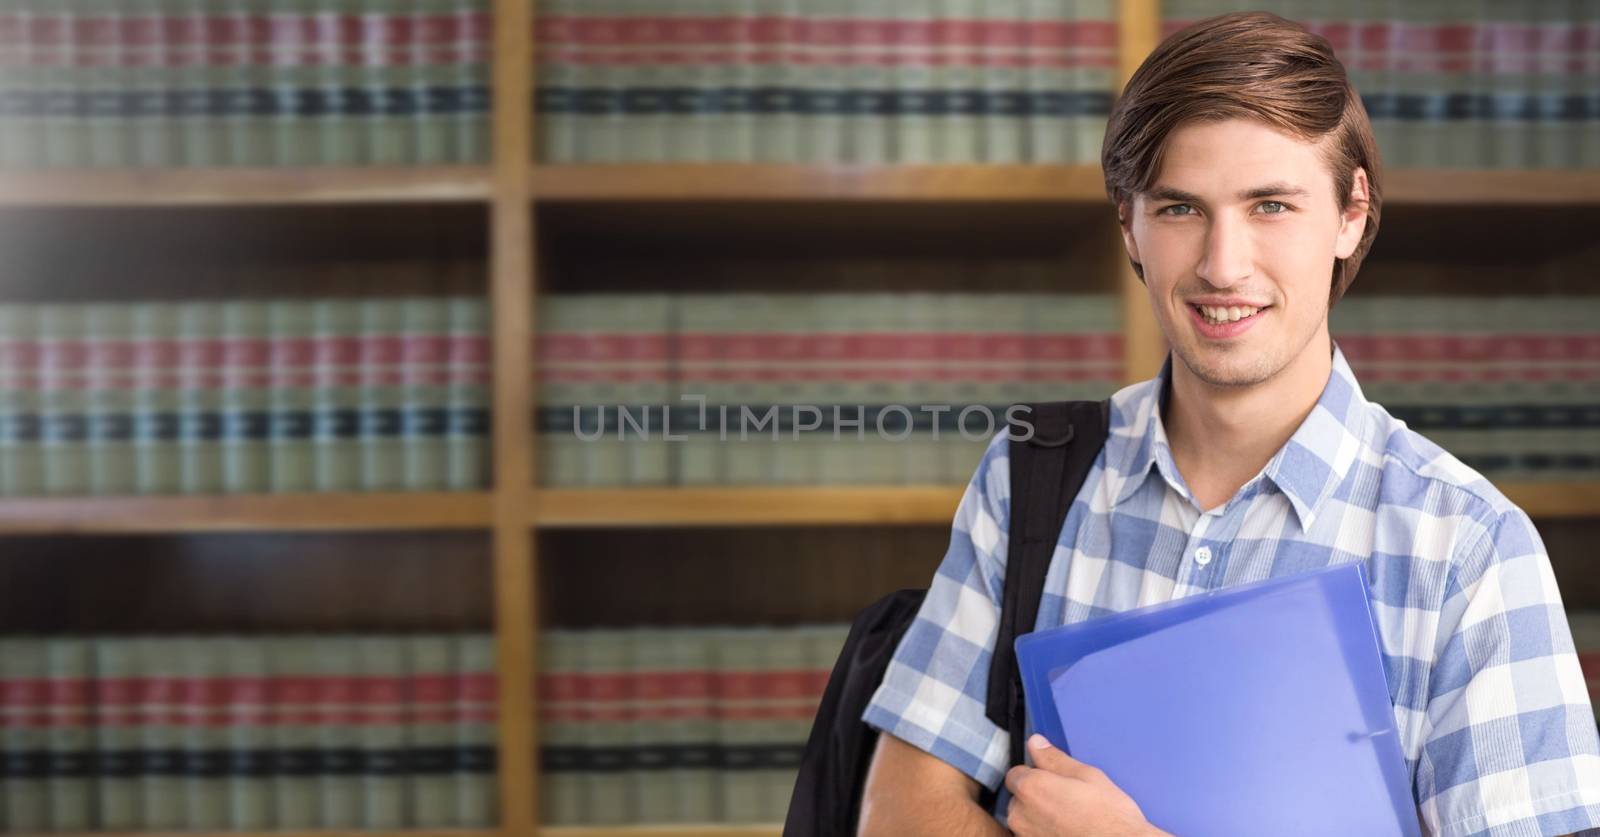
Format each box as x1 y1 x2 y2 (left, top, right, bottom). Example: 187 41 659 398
863 341 1600 837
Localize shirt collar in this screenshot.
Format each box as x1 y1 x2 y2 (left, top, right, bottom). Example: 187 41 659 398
1111 339 1369 530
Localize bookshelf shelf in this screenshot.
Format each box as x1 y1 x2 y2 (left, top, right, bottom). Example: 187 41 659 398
0 166 493 207
530 164 1109 202
1384 169 1600 206
542 826 783 837
0 492 494 535
533 486 966 527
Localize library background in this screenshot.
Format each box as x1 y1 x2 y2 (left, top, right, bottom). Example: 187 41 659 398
0 0 1597 834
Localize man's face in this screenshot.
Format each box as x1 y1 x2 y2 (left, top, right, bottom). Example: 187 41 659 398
1119 118 1368 390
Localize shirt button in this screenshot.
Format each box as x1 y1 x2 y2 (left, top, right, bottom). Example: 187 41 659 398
1195 546 1213 566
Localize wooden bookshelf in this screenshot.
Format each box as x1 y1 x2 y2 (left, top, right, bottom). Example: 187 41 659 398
530 163 1109 202
0 166 493 207
3 0 1600 832
0 492 494 534
533 486 966 527
543 827 781 837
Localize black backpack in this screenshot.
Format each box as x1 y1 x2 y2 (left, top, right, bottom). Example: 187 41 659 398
783 399 1112 837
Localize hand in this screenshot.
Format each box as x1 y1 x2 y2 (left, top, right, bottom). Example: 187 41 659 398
1004 734 1168 837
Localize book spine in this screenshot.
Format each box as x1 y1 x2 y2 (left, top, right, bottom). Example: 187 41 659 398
45 636 94 830
411 0 452 163
132 302 183 495
0 303 35 495
363 0 412 163
84 0 129 166
359 297 407 491
178 301 225 494
223 635 275 828
0 638 49 831
41 0 84 167
268 0 320 167
455 634 497 827
317 0 362 165
269 635 322 828
409 634 459 827
452 0 488 162
86 302 138 496
180 636 228 830
314 635 363 827
356 635 410 828
582 628 634 824
401 296 451 490
445 295 488 490
267 299 317 492
95 636 145 830
136 636 185 830
38 303 90 496
222 299 272 493
538 628 586 824
313 299 363 492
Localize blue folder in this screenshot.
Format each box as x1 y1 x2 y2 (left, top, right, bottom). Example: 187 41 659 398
1014 561 1420 836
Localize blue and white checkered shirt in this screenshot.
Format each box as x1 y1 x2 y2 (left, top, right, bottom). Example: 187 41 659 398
863 341 1600 837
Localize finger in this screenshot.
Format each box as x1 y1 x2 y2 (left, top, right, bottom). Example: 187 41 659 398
1026 733 1099 781
1004 763 1031 796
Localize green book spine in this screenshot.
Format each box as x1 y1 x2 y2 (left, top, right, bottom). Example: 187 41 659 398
313 298 363 492
409 634 459 827
314 636 363 827
41 0 86 167
268 299 318 492
0 303 29 495
181 636 229 830
538 629 586 825
86 302 139 496
402 297 451 489
624 294 671 485
581 628 634 824
0 0 32 167
221 299 272 493
38 303 90 496
133 0 181 168
318 0 365 165
359 297 407 491
84 0 130 166
714 628 766 823
224 635 275 828
95 636 144 830
412 0 457 164
455 634 497 827
136 636 185 830
269 635 323 828
268 0 321 167
446 295 488 490
177 0 221 166
361 0 413 164
535 295 590 487
225 0 272 166
533 0 574 163
178 301 225 494
356 635 410 828
632 629 676 822
132 302 183 495
1 638 49 831
452 0 488 162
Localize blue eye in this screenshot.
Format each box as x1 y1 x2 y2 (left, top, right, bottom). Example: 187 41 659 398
1158 204 1195 216
1258 201 1288 214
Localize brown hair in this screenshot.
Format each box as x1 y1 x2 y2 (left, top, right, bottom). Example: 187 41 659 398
1101 11 1382 307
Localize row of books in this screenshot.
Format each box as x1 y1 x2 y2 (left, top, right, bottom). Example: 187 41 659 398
0 625 849 831
534 0 1116 164
0 0 491 169
534 293 1124 486
0 297 490 497
0 633 497 832
1330 297 1600 481
1166 1 1600 170
538 624 848 826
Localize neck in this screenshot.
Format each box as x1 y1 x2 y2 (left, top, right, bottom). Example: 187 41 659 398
1162 332 1334 511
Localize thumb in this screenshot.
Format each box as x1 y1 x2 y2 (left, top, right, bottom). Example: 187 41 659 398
1026 733 1092 779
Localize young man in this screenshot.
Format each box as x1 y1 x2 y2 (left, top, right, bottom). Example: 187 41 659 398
857 12 1600 837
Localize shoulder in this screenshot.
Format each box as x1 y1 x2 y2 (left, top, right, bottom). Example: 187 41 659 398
1359 400 1539 574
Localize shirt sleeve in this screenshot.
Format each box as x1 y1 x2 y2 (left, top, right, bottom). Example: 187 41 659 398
1414 507 1600 837
860 430 1014 791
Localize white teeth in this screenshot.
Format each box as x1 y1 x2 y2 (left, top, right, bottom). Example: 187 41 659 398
1198 305 1261 323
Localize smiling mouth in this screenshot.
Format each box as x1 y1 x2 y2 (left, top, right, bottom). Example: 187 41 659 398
1191 304 1270 326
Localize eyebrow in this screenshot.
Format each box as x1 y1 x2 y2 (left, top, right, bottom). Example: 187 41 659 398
1147 182 1313 205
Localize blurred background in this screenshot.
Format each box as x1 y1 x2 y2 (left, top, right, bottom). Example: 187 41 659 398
0 0 1596 833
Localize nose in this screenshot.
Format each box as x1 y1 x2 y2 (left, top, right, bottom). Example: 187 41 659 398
1195 213 1253 288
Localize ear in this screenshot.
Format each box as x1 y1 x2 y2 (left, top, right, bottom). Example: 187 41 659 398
1334 167 1369 260
1118 199 1142 265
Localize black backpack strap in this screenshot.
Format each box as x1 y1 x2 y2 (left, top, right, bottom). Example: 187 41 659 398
985 399 1111 775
